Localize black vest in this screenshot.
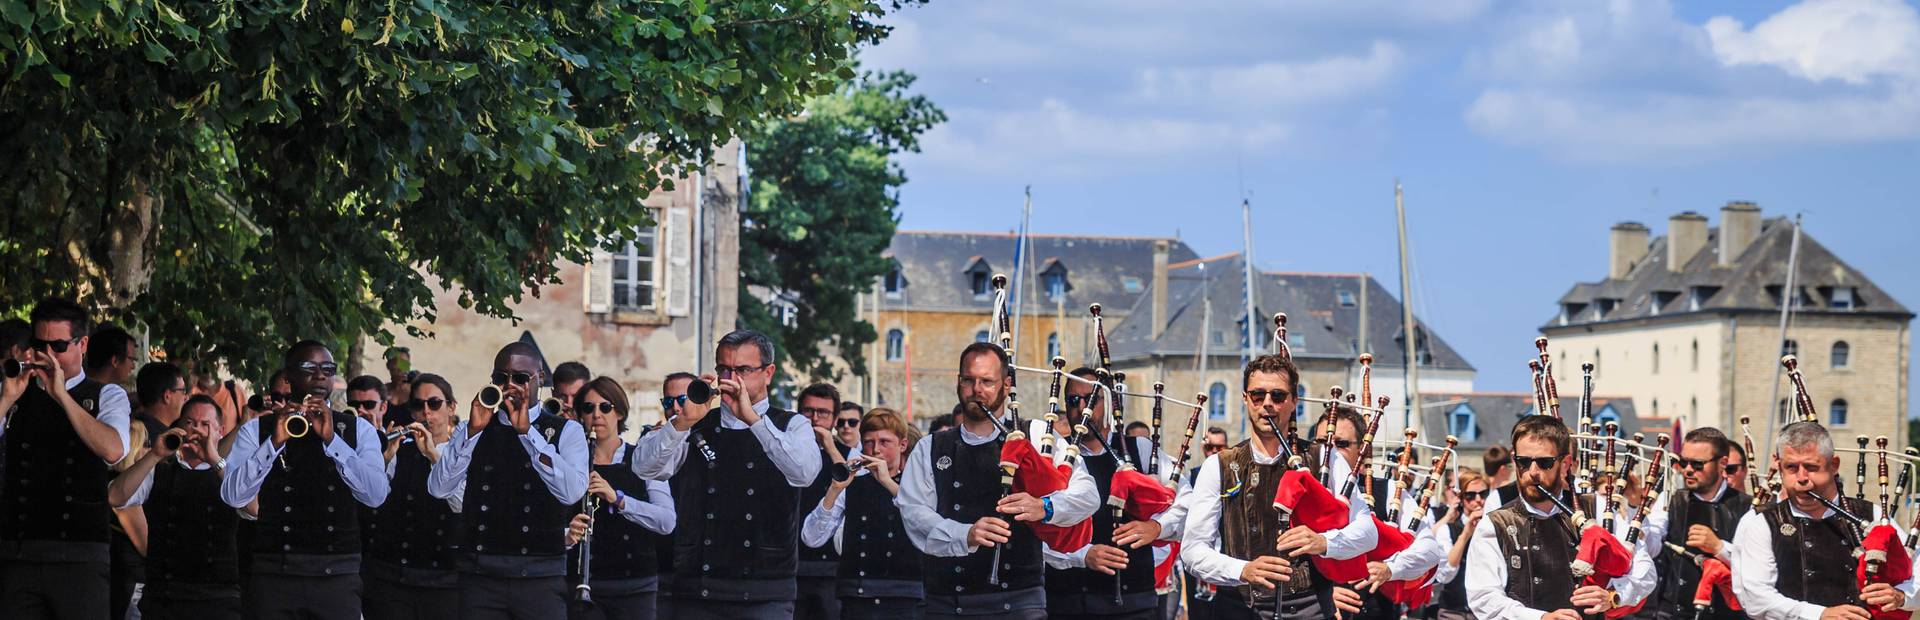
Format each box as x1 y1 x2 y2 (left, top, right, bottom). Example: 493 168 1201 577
461 413 573 566
837 473 923 599
145 461 241 598
1764 496 1871 608
1658 485 1751 613
670 408 804 601
924 427 1046 597
366 439 463 582
798 441 854 577
1 379 110 549
1045 449 1157 613
1487 501 1580 613
253 412 363 556
568 444 659 585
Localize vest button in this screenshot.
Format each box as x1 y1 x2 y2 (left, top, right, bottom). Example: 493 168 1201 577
745 513 754 521
747 488 755 496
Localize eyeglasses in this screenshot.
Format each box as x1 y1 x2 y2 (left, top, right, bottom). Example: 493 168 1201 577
836 418 861 428
661 395 689 410
1203 443 1227 453
297 362 339 378
1676 457 1716 471
800 407 835 417
490 371 532 386
1513 455 1561 471
28 336 80 353
1244 389 1292 404
578 402 617 415
407 397 448 412
716 364 768 377
1725 463 1745 474
1066 394 1092 410
347 400 381 410
1314 438 1356 450
1461 490 1489 500
268 393 292 404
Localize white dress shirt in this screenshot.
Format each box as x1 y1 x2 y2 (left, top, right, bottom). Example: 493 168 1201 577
1179 438 1379 587
1465 494 1657 620
0 371 132 464
897 413 1100 558
1730 494 1920 620
427 403 588 505
630 398 822 487
600 442 676 535
220 415 390 509
1043 442 1185 569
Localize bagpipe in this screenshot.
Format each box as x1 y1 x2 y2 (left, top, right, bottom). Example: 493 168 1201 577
1795 352 1920 620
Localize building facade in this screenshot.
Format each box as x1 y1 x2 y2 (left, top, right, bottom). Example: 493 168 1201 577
1541 202 1912 449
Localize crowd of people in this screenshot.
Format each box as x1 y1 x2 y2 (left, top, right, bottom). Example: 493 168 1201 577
0 294 1913 620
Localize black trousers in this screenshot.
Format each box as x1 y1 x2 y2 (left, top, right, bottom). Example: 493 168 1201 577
246 572 364 620
840 596 924 620
1053 609 1159 620
139 594 243 620
362 576 460 620
797 575 844 620
567 590 657 620
1186 573 1219 620
457 573 567 620
1211 586 1331 620
924 609 1045 620
111 533 145 620
656 589 676 618
2 559 110 620
675 598 798 619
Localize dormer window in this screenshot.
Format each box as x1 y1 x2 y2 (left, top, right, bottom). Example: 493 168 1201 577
1831 287 1856 309
1338 290 1357 307
1689 286 1720 312
965 257 992 298
883 262 906 298
1041 260 1070 302
1560 302 1588 326
1651 291 1679 315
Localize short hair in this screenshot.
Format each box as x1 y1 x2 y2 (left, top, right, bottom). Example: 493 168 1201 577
411 372 455 405
958 342 1009 371
346 375 387 400
552 362 592 387
266 369 289 391
135 362 185 408
1456 467 1487 491
1776 421 1834 459
1242 354 1300 392
1069 367 1098 381
85 325 135 372
494 341 545 376
1729 441 1747 461
717 330 776 367
663 371 698 385
929 412 957 433
577 376 631 432
283 340 330 369
0 318 28 353
181 395 220 422
1483 444 1513 475
799 383 841 409
861 407 920 449
1126 421 1150 434
29 297 92 337
1206 426 1229 438
838 401 864 416
1511 416 1572 457
1682 427 1731 460
1319 408 1366 438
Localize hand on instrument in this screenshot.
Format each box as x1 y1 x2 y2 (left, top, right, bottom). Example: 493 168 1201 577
588 472 619 505
468 391 495 434
1864 584 1908 612
671 375 717 432
503 382 532 435
1112 519 1163 548
0 355 30 399
968 517 1011 548
1085 544 1129 575
183 430 213 463
306 395 336 443
1332 584 1364 615
1685 524 1725 556
1820 605 1874 620
29 349 63 394
382 423 405 463
1274 525 1329 557
996 493 1046 522
1571 585 1615 615
565 513 592 547
860 455 893 481
410 423 439 463
1239 555 1292 589
1359 561 1393 592
271 401 296 448
153 428 189 459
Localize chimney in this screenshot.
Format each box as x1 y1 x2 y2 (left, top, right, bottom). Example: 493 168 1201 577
1718 201 1761 266
1150 240 1170 340
1667 211 1709 272
1609 222 1649 280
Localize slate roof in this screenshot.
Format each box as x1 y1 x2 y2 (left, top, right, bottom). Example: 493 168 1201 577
1106 253 1474 371
1421 393 1652 451
1546 215 1912 330
882 231 1200 314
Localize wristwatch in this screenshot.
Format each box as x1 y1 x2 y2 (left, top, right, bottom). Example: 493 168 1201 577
213 457 228 471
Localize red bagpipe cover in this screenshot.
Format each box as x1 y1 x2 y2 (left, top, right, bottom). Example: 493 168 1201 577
998 438 1092 552
1568 525 1644 619
1859 524 1914 620
1692 557 1742 612
1107 467 1181 590
1271 469 1370 581
1367 515 1440 607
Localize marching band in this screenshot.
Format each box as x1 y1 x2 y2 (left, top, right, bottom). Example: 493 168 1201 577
4 277 1920 620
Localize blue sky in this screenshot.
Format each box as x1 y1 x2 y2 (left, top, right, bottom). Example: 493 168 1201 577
862 0 1920 418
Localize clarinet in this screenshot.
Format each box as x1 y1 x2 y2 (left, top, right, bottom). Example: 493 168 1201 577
573 423 599 610
1536 337 1561 418
1625 434 1671 546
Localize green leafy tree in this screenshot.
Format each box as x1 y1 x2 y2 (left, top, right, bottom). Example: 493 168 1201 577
739 69 944 382
0 0 919 376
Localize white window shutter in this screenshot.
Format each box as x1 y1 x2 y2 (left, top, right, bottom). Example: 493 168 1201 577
666 206 692 317
584 245 613 314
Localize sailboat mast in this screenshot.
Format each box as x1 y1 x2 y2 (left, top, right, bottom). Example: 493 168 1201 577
1396 181 1421 433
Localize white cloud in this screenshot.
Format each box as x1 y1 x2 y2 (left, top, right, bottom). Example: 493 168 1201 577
910 98 1292 176
1705 0 1920 84
1465 87 1920 161
1136 41 1405 108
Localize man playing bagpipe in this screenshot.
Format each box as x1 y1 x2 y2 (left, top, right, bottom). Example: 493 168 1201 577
1310 409 1448 620
1039 367 1183 620
1466 415 1655 620
1652 428 1750 620
897 342 1100 619
1181 354 1377 620
1729 421 1920 620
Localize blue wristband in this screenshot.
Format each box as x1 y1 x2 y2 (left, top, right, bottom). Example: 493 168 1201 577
1042 495 1055 523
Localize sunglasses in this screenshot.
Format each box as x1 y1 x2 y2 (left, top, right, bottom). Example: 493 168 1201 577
661 395 689 410
1676 457 1716 471
491 371 533 386
1314 438 1356 450
347 400 381 410
28 336 80 354
1203 443 1227 453
1245 389 1292 404
578 401 618 415
1513 455 1561 471
1461 490 1489 500
1725 463 1745 473
406 397 448 412
297 362 339 378
836 418 860 428
1066 394 1093 410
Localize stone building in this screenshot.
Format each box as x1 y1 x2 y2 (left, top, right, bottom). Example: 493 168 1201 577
1541 202 1912 449
354 141 747 435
